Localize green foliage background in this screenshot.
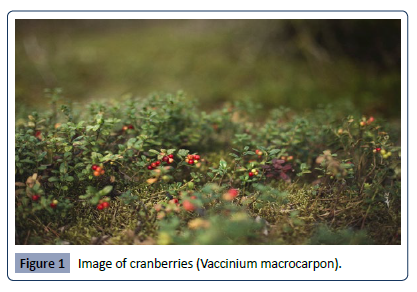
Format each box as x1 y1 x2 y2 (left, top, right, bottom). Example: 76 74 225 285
16 19 400 118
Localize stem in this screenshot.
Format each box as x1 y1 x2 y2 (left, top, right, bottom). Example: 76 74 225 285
359 154 377 195
219 174 224 186
361 190 378 229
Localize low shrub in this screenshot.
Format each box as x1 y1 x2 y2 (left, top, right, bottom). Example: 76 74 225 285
15 90 401 244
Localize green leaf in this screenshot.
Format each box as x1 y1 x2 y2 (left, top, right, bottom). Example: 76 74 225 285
48 176 59 182
91 152 103 161
127 138 137 148
219 159 227 169
269 149 281 156
74 163 85 169
86 186 97 194
60 162 67 174
177 149 189 157
66 176 74 182
101 186 113 195
149 149 160 156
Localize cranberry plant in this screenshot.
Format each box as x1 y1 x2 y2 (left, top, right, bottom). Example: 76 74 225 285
15 90 401 245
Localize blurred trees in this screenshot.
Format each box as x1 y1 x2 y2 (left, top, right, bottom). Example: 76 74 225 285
15 19 401 118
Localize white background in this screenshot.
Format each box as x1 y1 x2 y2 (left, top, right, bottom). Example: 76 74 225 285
1 1 415 291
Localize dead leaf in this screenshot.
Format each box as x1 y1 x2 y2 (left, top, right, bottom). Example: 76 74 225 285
146 178 157 184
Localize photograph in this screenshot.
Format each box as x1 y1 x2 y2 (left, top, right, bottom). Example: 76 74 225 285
14 19 401 245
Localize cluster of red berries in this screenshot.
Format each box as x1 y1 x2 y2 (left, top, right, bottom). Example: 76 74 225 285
255 149 263 159
50 199 58 209
168 195 197 211
280 155 293 161
373 148 392 159
147 154 175 170
147 160 161 170
154 195 198 218
32 195 58 209
122 124 134 131
162 154 175 164
91 164 105 177
185 154 201 165
360 116 375 127
249 169 259 177
97 200 110 210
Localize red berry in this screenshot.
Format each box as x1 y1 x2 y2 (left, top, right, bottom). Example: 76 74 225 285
100 169 105 175
168 154 174 159
102 202 110 208
168 158 174 164
92 164 98 171
162 156 169 162
376 147 381 152
188 159 194 165
97 203 104 210
93 171 100 176
228 188 239 199
151 162 157 168
50 202 57 209
128 124 134 129
183 200 195 211
249 172 254 177
194 155 200 161
32 195 40 201
147 165 153 170
122 126 128 131
96 166 102 172
155 161 161 166
368 116 375 123
169 198 179 204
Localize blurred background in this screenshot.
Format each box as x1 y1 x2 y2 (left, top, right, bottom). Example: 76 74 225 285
15 19 401 118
